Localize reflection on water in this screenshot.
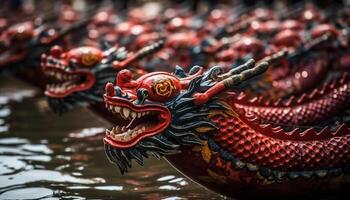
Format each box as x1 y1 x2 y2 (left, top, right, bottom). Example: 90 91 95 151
0 76 223 200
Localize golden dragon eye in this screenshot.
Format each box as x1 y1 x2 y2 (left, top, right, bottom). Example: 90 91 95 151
81 53 99 66
152 78 176 97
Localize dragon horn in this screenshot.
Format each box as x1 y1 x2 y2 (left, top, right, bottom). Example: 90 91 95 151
40 13 94 45
259 49 288 65
113 40 164 69
288 33 331 61
220 59 255 79
194 60 269 105
222 61 269 88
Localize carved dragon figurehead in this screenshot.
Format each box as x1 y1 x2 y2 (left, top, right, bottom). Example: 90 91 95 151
103 59 268 173
42 40 164 113
41 44 124 113
0 17 91 69
0 21 36 67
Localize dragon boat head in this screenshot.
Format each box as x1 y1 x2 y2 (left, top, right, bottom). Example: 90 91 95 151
42 44 123 113
0 21 35 67
103 59 269 173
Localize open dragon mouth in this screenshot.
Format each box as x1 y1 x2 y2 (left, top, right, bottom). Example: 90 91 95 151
103 95 171 148
44 67 95 98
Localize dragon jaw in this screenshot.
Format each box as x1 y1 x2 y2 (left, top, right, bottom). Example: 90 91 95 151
42 56 96 98
103 89 171 148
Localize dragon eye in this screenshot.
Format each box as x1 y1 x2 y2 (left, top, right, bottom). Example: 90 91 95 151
80 52 100 67
148 77 179 102
66 47 103 68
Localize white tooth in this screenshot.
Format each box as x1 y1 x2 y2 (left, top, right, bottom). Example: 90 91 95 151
114 106 120 113
124 134 131 140
142 126 146 131
137 113 142 118
117 135 124 141
131 112 136 119
109 105 114 111
122 108 130 119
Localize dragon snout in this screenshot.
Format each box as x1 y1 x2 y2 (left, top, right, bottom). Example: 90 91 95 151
50 45 64 58
105 82 116 97
105 82 131 99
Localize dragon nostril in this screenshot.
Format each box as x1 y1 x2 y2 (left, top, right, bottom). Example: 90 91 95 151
50 45 63 58
105 82 116 97
137 88 149 105
114 86 125 97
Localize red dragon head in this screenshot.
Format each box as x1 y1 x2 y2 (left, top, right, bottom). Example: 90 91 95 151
103 59 269 173
42 45 104 98
41 44 122 113
0 21 35 67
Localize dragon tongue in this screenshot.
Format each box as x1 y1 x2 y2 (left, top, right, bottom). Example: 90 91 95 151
125 116 137 130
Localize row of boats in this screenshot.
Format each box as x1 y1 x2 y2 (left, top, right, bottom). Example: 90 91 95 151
1 0 350 199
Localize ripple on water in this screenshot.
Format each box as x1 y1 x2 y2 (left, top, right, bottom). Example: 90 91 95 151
0 168 105 189
0 138 29 145
0 187 54 200
0 156 27 175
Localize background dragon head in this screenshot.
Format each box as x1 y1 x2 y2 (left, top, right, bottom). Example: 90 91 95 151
42 44 124 114
103 59 268 173
0 21 36 67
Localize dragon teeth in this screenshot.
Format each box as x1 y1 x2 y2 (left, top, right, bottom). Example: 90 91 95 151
115 106 120 113
131 111 136 119
122 108 130 119
106 125 147 142
106 103 151 119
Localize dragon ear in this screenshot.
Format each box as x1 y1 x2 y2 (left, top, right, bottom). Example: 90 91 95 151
174 65 187 78
100 40 113 50
179 66 204 88
188 65 202 75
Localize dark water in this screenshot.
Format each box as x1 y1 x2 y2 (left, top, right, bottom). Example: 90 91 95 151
0 75 225 200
